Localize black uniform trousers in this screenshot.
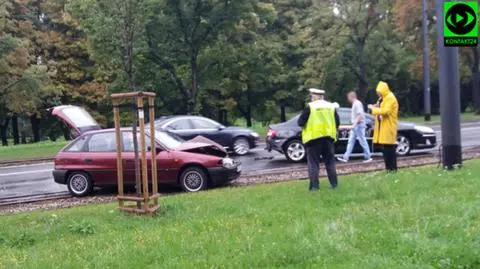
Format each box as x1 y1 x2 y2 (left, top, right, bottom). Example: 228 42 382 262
305 137 338 190
379 144 397 172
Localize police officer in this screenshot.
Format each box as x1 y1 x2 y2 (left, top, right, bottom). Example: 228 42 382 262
298 88 340 191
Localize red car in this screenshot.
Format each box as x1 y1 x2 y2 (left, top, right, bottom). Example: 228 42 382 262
51 105 241 197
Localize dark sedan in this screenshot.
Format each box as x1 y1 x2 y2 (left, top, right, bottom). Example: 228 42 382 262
154 116 260 155
266 108 437 162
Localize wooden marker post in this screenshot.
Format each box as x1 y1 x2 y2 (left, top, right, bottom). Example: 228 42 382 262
111 91 160 215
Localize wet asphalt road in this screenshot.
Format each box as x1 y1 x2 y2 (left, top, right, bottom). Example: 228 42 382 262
1 122 480 200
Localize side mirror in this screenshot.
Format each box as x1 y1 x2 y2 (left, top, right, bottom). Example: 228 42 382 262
218 125 225 130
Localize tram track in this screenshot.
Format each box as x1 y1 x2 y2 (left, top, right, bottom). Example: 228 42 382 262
1 147 480 210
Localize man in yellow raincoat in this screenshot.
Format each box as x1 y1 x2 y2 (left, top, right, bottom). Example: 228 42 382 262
368 81 399 172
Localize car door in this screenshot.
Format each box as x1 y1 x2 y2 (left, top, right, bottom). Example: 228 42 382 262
50 105 101 137
335 109 352 153
163 118 197 141
81 132 118 185
190 117 227 146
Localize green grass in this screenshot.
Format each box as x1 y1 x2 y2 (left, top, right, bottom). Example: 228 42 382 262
233 118 269 137
401 112 480 125
0 140 67 161
2 161 480 268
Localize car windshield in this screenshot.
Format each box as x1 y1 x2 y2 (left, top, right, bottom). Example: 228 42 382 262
154 130 184 149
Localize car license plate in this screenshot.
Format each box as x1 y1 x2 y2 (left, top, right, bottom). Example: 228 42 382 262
236 165 242 172
426 139 431 145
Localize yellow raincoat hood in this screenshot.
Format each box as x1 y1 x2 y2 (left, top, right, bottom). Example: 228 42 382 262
376 81 391 98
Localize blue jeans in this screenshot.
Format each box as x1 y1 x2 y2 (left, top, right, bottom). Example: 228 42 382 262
342 123 372 161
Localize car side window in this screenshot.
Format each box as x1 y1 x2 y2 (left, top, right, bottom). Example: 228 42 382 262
122 132 152 152
65 137 87 152
191 118 218 129
87 133 116 152
167 119 191 130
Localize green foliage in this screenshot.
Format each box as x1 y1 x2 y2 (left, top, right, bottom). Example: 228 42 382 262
1 0 480 145
68 220 95 236
8 232 36 248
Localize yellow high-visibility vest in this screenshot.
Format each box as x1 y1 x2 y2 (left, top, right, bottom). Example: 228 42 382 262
302 100 337 144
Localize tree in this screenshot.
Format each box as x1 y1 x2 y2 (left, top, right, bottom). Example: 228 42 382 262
146 0 256 114
313 0 394 100
0 0 61 144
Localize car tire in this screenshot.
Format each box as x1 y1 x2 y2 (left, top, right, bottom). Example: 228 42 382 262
284 139 306 163
396 135 411 156
67 171 93 197
232 137 250 156
179 167 208 192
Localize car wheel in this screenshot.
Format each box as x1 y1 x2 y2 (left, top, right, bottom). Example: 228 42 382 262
67 171 93 197
284 139 306 163
180 167 208 192
396 135 411 156
232 137 250 156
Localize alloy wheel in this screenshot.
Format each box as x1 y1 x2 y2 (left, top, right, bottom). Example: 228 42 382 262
69 174 89 195
287 141 306 162
396 135 411 156
233 138 250 155
183 171 204 192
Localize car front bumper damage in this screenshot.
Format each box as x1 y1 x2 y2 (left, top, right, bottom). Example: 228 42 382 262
208 163 241 186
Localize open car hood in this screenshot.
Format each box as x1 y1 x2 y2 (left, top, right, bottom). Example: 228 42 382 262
175 136 227 157
49 105 101 136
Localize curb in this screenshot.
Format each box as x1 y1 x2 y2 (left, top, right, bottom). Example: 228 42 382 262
0 158 54 167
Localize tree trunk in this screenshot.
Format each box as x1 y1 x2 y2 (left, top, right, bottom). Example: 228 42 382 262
472 73 480 114
1 118 10 146
218 109 228 125
21 129 27 144
246 105 252 127
30 115 40 142
471 48 480 114
358 42 368 100
12 115 19 145
62 125 70 140
188 52 198 114
280 105 287 122
246 85 252 127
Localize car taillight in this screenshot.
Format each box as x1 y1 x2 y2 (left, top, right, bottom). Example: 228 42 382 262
267 129 276 138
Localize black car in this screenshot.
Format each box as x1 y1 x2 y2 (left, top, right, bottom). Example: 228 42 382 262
266 107 437 162
154 116 260 155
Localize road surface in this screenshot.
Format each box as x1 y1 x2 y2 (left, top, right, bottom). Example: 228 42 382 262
1 122 480 200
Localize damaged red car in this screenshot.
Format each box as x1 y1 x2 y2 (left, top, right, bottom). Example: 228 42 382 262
51 105 241 197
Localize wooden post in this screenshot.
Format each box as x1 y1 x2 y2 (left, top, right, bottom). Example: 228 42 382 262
113 101 124 208
112 91 159 215
149 96 159 205
137 96 149 211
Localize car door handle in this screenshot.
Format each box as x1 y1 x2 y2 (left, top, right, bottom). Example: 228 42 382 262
84 158 93 163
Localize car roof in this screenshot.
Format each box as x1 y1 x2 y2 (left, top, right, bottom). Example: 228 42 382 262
154 115 214 125
81 127 137 135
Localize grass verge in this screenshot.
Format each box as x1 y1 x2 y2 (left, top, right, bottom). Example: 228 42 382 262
401 112 480 125
0 140 67 161
1 160 480 268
